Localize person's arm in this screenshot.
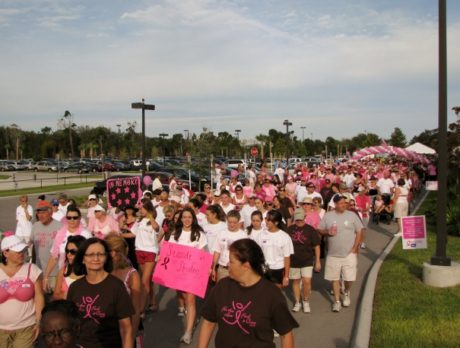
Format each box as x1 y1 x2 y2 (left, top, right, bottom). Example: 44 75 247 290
282 256 290 288
280 331 295 348
211 252 220 282
119 317 133 348
128 271 142 339
43 256 58 292
52 268 65 300
198 319 217 348
147 215 160 232
313 245 321 272
24 205 33 221
34 275 45 340
351 228 363 254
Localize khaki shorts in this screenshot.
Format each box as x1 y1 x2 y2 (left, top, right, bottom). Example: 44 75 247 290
0 324 35 348
324 253 358 282
289 266 313 279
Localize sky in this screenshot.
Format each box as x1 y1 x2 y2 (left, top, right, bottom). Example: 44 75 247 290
1 0 459 143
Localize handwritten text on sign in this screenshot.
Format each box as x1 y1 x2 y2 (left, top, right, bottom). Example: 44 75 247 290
401 215 427 250
106 176 142 209
153 241 212 298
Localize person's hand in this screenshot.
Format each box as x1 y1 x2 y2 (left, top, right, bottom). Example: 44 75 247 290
42 277 51 292
282 276 289 288
33 324 40 341
211 268 217 282
351 246 359 255
314 263 321 273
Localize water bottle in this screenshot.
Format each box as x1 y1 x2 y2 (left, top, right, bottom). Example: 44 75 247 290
329 221 338 236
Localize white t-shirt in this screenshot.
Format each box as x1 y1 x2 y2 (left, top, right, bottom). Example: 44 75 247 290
58 202 70 216
196 212 207 227
220 203 236 215
343 173 356 188
57 229 92 268
15 204 33 238
52 210 65 223
248 227 265 242
240 204 258 228
131 218 159 254
296 187 308 203
169 230 207 250
212 229 248 266
202 221 227 253
377 178 394 195
255 230 294 270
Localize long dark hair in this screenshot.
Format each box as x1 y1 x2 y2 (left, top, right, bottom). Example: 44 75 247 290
246 210 263 236
64 235 86 277
73 238 113 276
229 239 267 277
266 210 287 231
174 207 204 242
206 204 226 222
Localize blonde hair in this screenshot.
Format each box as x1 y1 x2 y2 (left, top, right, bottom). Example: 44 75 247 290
105 234 131 269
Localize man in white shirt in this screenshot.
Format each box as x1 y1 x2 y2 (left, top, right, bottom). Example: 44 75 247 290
304 182 323 205
377 171 395 205
57 193 70 215
15 195 33 244
342 167 356 189
240 196 258 228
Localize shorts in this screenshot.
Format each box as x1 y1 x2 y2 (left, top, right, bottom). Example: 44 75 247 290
324 253 358 282
0 324 35 348
289 266 313 279
267 268 284 285
136 250 156 265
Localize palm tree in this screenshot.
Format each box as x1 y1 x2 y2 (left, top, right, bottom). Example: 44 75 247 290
60 110 76 157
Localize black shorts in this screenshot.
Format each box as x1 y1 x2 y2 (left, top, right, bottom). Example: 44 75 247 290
268 268 284 285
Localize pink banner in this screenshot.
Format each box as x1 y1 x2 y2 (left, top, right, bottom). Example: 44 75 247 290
401 215 427 249
152 241 213 298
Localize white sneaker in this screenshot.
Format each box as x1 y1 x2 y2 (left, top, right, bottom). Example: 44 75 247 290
360 242 366 249
273 330 280 337
180 332 192 345
177 307 186 317
302 301 311 313
292 302 301 312
332 301 341 312
342 292 351 307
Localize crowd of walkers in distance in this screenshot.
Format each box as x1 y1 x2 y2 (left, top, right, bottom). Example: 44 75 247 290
0 156 433 348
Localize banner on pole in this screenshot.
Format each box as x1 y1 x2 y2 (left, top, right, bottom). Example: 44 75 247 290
401 215 427 250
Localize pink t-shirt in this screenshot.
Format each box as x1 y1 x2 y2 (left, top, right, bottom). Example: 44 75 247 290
305 212 321 229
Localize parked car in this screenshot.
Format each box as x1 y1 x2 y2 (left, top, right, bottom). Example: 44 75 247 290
63 162 94 174
33 161 58 172
0 160 15 171
223 159 246 169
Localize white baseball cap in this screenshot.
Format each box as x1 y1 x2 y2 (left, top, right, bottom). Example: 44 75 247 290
1 234 28 252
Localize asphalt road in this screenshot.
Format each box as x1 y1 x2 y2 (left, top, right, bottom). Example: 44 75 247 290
0 185 396 347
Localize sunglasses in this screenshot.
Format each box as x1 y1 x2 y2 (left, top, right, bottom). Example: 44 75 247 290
66 216 79 220
65 249 78 255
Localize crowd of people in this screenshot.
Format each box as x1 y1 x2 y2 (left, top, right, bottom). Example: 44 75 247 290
0 156 430 348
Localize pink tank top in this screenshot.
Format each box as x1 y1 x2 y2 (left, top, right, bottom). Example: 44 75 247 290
0 263 35 304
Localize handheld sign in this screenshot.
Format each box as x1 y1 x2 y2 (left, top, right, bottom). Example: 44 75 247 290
153 241 213 298
401 215 427 250
106 176 142 209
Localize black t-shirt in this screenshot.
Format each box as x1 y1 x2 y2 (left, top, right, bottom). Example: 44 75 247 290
67 274 134 348
286 224 321 268
201 277 298 348
278 197 294 221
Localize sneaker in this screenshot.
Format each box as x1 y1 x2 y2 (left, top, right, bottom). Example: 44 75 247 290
342 292 351 307
360 242 366 249
332 301 342 312
292 302 301 312
177 307 186 317
302 301 311 313
273 330 280 337
180 332 192 345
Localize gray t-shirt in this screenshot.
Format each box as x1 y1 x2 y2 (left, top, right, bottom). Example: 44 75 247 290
31 219 62 276
319 210 363 257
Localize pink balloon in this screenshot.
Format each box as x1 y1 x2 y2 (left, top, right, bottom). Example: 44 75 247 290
143 176 153 186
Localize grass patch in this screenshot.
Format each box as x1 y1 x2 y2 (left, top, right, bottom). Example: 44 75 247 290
0 182 95 197
0 175 10 180
371 192 460 348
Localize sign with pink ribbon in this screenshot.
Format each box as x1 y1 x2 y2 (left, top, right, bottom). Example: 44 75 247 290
401 215 427 250
153 241 213 298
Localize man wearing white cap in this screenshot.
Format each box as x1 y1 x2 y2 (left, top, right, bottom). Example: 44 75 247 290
86 194 98 220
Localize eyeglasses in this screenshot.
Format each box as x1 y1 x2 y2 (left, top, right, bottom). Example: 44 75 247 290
66 216 79 220
41 328 73 342
65 249 77 255
84 252 107 259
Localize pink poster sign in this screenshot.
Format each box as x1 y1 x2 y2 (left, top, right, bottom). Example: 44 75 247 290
106 176 142 209
152 241 213 298
401 215 427 249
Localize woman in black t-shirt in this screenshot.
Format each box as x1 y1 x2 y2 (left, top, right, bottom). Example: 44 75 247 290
198 239 298 348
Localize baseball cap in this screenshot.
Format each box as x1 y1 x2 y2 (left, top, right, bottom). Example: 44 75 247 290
88 194 97 200
301 197 313 205
1 234 28 252
36 200 52 211
94 204 106 212
51 199 59 206
293 208 305 221
333 195 346 203
339 183 348 190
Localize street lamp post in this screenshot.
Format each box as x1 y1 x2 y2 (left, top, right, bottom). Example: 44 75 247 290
283 119 292 166
300 126 306 142
131 99 155 176
159 133 169 166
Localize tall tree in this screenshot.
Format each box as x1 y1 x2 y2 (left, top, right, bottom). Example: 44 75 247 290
389 127 407 147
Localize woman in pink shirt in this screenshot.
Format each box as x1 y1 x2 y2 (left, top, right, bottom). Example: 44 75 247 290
88 204 120 239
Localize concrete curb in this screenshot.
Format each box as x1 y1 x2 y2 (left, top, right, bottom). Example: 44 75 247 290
350 190 429 348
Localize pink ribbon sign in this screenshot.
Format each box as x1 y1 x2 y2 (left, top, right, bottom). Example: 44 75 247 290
153 241 213 298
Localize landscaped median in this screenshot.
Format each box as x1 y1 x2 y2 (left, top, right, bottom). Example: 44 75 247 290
371 192 460 347
0 182 94 197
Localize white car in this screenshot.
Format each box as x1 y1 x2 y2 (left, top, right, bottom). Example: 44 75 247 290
224 159 246 169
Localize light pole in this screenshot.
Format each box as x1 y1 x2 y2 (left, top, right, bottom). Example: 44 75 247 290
159 133 168 166
300 126 306 142
283 119 292 165
235 129 241 157
131 99 155 176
